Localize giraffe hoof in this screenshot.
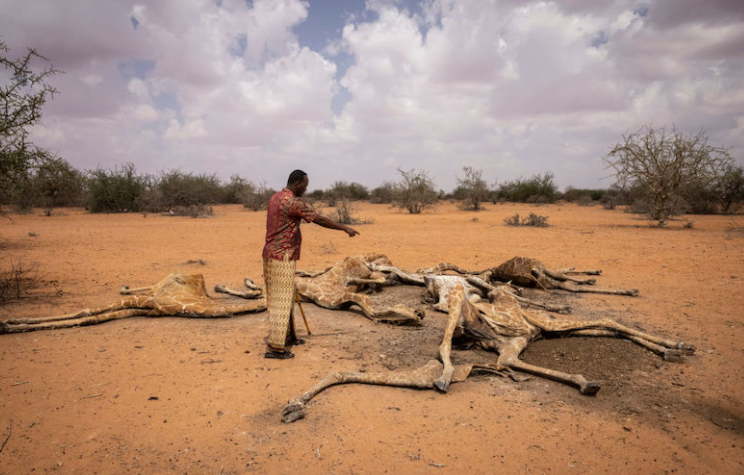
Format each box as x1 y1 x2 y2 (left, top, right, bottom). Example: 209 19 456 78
584 279 597 285
663 348 693 362
628 289 639 297
433 378 450 393
213 284 226 293
120 285 131 295
243 278 260 290
281 402 305 423
676 343 696 354
0 321 7 334
579 381 600 395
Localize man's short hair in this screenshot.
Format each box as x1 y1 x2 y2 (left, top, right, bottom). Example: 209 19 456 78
287 169 308 185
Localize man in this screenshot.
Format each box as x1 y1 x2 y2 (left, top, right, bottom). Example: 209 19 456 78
262 169 359 359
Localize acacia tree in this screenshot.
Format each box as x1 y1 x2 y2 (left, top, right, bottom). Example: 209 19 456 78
396 167 438 214
1 37 62 207
457 166 490 210
604 125 733 226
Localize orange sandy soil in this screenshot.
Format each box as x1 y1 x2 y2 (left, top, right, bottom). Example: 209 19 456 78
1 202 743 475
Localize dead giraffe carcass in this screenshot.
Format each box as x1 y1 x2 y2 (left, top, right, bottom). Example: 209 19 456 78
282 284 694 422
0 274 266 333
491 256 639 296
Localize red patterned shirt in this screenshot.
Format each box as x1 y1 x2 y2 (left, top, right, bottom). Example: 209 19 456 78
262 188 318 261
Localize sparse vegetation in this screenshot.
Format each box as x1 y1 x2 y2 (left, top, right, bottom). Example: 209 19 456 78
240 180 274 211
604 125 734 226
155 170 222 211
86 163 148 213
318 241 338 255
504 213 550 227
495 172 558 204
370 181 397 204
1 38 62 212
0 261 40 304
330 199 372 225
714 164 744 214
222 175 253 204
562 187 606 205
395 167 438 214
325 181 370 205
457 166 490 211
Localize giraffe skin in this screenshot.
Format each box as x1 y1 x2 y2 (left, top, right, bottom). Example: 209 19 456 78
295 254 424 326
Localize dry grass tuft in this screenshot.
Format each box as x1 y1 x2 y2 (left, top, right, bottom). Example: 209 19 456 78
504 213 550 227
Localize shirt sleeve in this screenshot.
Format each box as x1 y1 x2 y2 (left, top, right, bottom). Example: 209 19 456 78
287 198 318 223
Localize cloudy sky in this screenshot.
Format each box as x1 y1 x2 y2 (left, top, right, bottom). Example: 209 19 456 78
2 0 743 192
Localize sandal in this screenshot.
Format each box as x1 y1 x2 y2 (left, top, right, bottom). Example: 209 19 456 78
289 339 306 346
264 350 295 360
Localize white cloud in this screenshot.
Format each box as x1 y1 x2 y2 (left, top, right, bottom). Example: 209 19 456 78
3 0 743 191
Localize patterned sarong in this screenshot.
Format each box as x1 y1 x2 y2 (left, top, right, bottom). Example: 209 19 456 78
264 255 297 352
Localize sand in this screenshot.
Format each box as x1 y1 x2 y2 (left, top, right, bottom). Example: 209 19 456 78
1 201 743 474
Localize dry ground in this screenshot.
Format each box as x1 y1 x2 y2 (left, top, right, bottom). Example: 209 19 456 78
1 201 743 474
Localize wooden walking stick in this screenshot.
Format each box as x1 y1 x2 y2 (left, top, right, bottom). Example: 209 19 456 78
295 292 312 335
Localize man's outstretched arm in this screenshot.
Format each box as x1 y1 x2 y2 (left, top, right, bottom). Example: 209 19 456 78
313 215 360 237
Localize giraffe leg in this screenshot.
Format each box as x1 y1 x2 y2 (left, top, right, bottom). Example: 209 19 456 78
555 268 602 276
497 337 601 395
513 295 572 314
367 264 426 285
544 270 596 285
433 286 465 393
525 315 696 358
554 280 639 296
213 284 263 299
1 309 161 333
244 278 261 290
565 329 695 361
2 298 144 326
282 360 475 423
295 267 333 278
467 276 572 314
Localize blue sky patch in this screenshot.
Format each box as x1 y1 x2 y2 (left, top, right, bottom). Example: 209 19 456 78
117 59 156 81
230 33 248 58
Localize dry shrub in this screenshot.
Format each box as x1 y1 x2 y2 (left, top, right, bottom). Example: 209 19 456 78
241 181 274 211
331 199 373 225
318 241 338 255
0 262 40 304
396 168 438 214
504 213 550 227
